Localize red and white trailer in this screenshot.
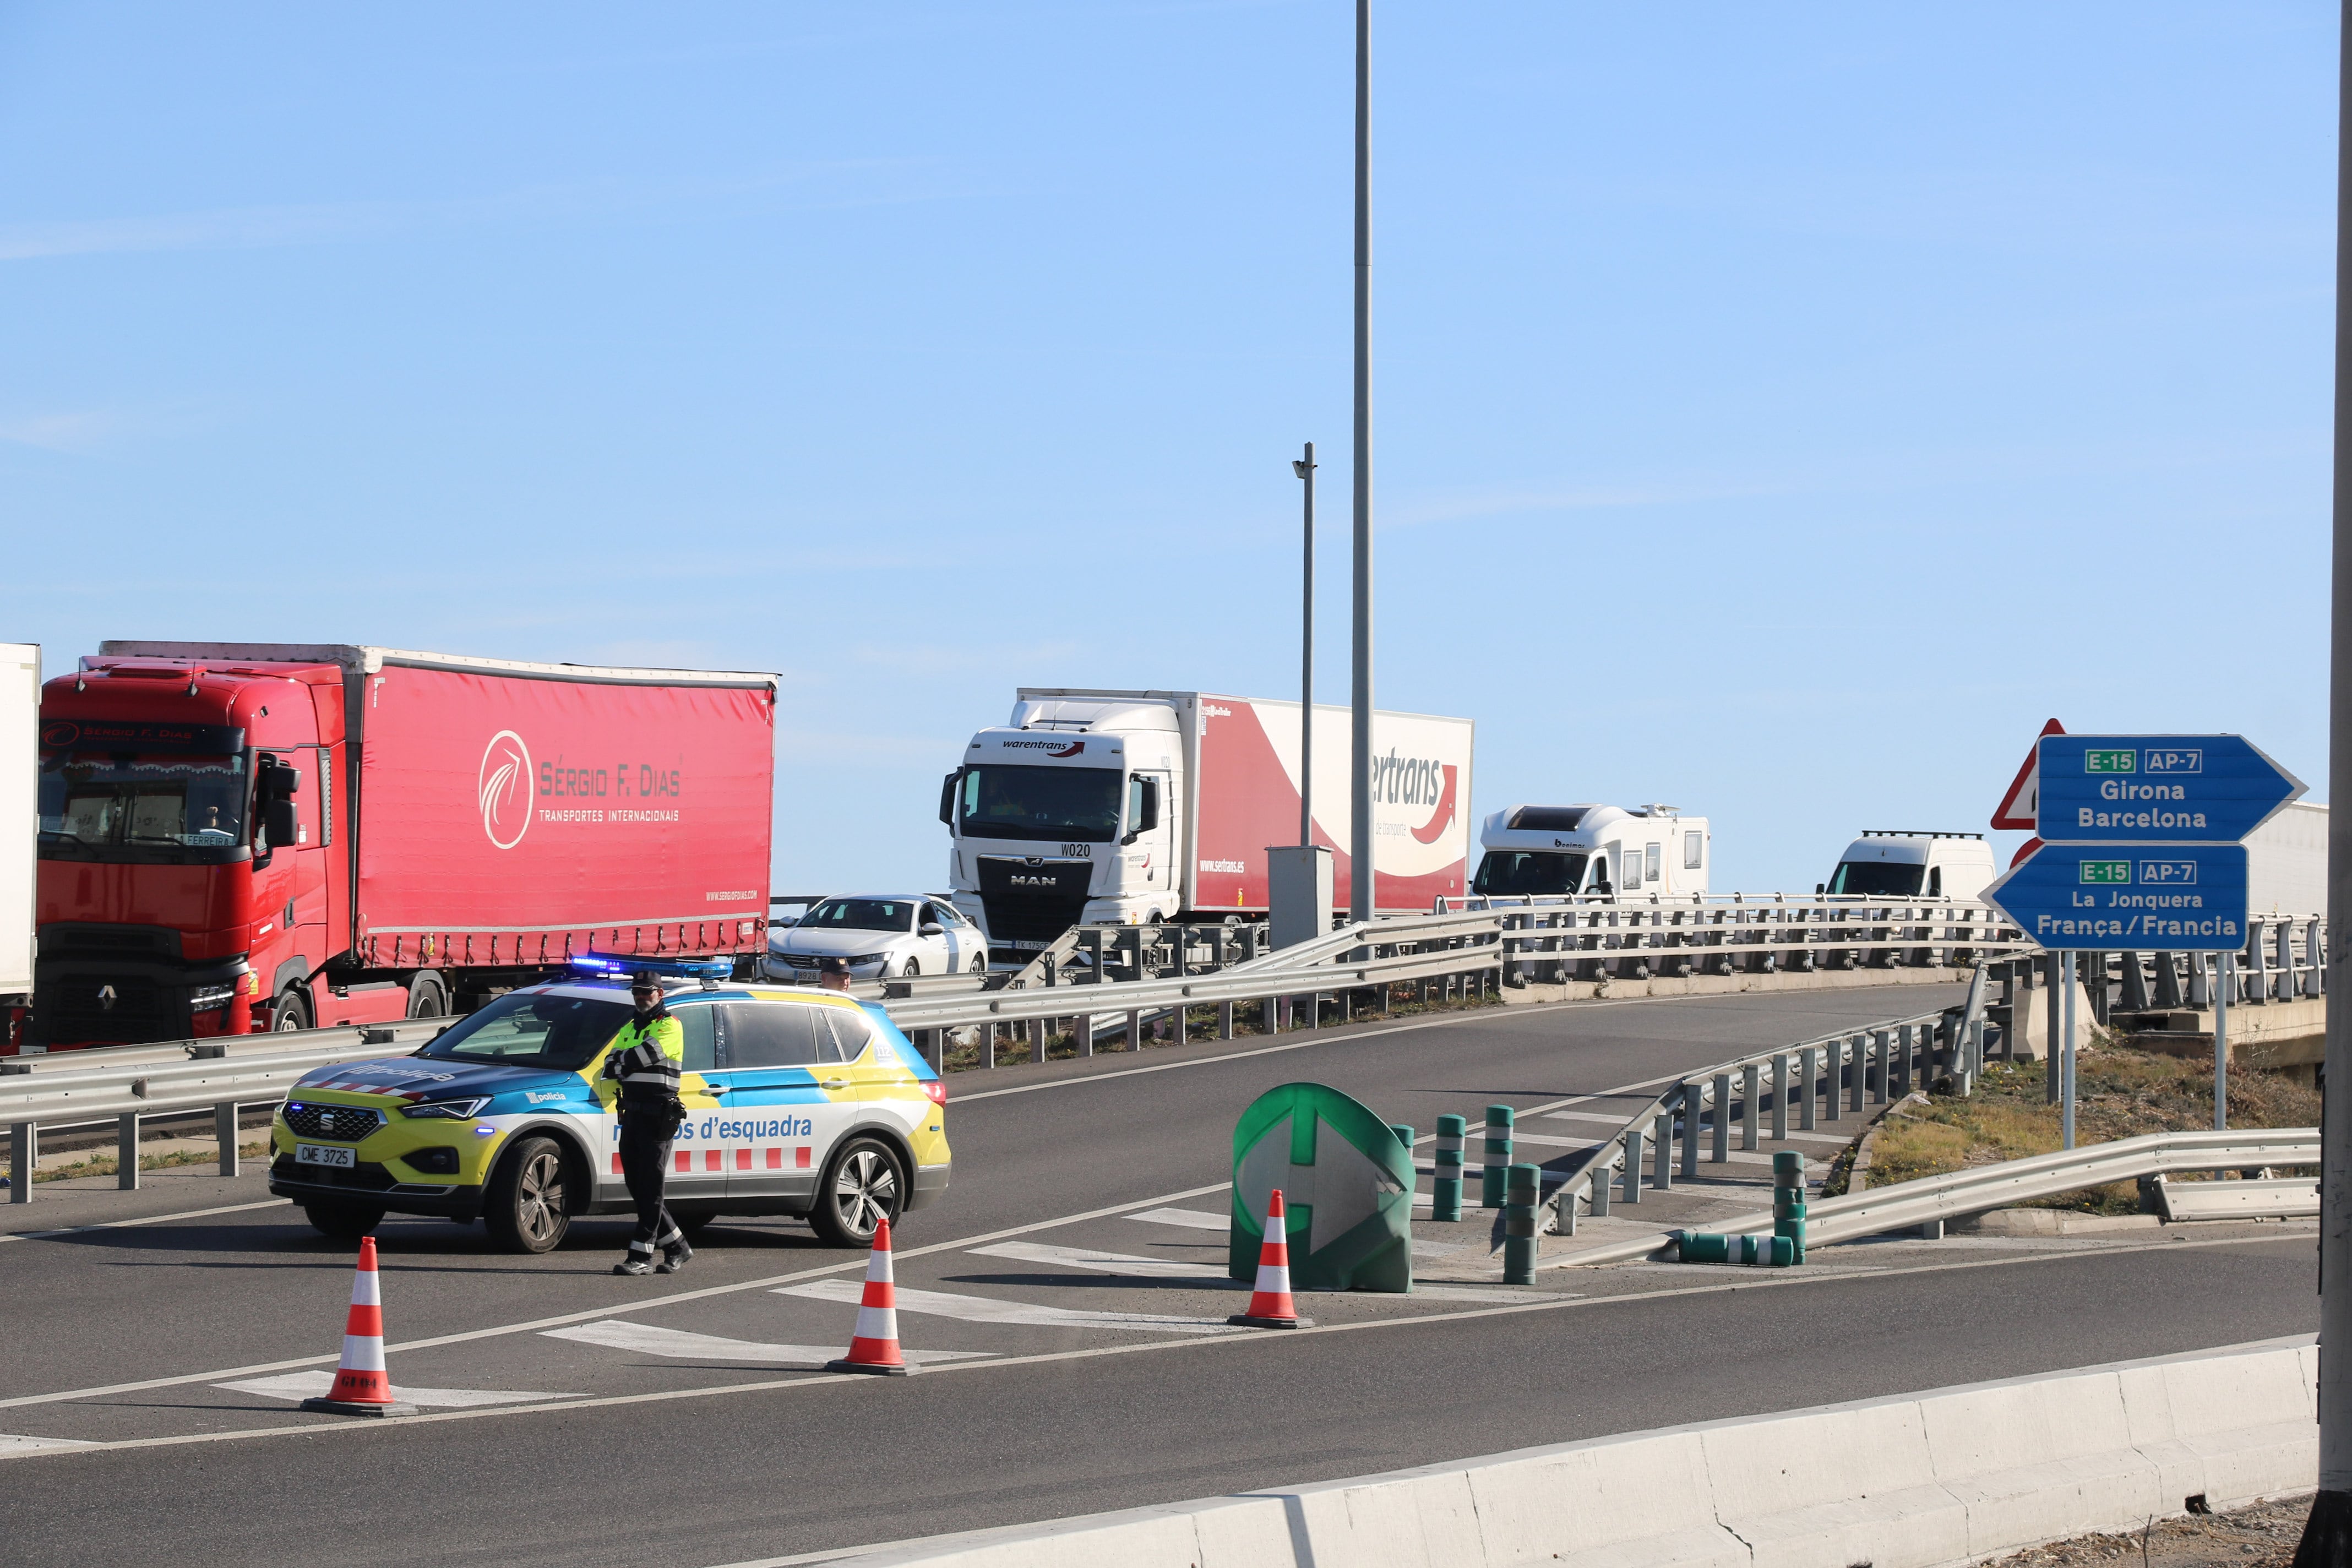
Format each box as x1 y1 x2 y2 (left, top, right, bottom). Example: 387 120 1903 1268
940 688 1473 954
32 643 776 1046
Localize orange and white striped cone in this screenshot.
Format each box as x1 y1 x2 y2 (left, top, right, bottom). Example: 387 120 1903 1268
300 1237 418 1417
1228 1188 1314 1329
825 1216 912 1376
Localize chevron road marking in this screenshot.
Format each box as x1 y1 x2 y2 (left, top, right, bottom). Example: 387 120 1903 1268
777 1278 1247 1335
542 1320 988 1367
216 1371 585 1408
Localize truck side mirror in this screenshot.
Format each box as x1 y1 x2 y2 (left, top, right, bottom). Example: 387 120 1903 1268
263 760 300 798
939 770 961 829
264 797 298 850
1121 778 1160 844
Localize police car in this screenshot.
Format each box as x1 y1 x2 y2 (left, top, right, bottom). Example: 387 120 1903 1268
268 957 951 1253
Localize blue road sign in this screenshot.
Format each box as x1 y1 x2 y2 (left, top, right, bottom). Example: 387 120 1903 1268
1982 842 2248 952
2036 734 2304 845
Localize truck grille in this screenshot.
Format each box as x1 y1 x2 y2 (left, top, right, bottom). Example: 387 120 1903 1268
976 857 1093 950
282 1103 386 1141
43 974 175 1045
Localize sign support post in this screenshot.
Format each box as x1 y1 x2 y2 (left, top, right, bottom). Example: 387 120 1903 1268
2061 953 2076 1151
2296 14 2352 1561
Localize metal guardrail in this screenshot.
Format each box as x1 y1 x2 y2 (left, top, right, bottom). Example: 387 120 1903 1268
3 1018 450 1203
880 910 1507 1065
1545 968 1994 1235
1558 1126 2322 1267
1451 895 2028 983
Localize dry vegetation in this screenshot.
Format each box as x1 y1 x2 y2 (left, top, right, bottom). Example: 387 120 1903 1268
1823 1037 2318 1213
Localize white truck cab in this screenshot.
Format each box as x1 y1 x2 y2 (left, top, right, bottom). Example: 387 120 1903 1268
1472 804 1709 899
1822 831 1994 901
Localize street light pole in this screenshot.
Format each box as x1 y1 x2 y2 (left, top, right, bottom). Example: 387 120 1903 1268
2293 5 2352 1562
1294 442 1316 848
1348 0 1374 924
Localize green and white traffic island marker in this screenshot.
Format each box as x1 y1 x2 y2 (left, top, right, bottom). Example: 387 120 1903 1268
1228 1081 1415 1294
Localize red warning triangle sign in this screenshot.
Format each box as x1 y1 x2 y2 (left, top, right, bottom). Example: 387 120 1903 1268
1990 718 2065 831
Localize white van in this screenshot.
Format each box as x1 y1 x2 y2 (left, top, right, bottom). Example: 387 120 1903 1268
1472 804 1709 899
1821 831 1995 901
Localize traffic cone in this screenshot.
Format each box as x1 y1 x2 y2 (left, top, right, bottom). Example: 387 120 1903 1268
1228 1188 1314 1329
826 1216 912 1376
300 1237 418 1417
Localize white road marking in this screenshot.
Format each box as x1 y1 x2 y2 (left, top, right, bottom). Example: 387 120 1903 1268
1490 1130 1595 1149
1542 1110 1645 1127
778 1279 1246 1335
970 1241 1230 1281
0 1433 94 1454
542 1321 987 1367
216 1371 584 1408
0 1235 2288 1464
1128 1206 1226 1232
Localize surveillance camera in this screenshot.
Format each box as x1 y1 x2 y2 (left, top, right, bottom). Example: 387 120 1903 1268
1292 460 1312 478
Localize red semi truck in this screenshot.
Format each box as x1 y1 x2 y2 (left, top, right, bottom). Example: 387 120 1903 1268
30 643 777 1048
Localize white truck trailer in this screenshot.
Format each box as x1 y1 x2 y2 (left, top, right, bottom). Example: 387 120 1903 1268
940 689 1474 955
1471 804 1710 899
2 643 35 1041
2245 799 2327 915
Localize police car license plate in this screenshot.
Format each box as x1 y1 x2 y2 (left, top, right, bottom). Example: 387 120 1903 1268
295 1143 356 1169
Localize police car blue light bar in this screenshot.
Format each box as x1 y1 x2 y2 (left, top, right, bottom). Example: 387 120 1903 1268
567 954 733 981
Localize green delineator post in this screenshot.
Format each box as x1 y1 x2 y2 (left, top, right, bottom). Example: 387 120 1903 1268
1503 1162 1539 1284
1431 1114 1466 1221
1773 1149 1807 1263
1481 1104 1514 1208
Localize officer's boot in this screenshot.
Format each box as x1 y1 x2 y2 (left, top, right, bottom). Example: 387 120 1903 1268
657 1236 694 1275
613 1245 655 1277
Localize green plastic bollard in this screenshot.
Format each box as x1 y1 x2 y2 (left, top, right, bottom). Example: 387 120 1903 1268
1678 1231 1729 1264
1767 1235 1796 1267
1736 1234 1760 1265
1432 1114 1466 1222
1774 1194 1807 1220
1481 1104 1515 1209
1772 1150 1805 1182
1503 1162 1539 1284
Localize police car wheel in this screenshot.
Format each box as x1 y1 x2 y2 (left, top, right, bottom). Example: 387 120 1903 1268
810 1138 903 1248
303 1202 383 1240
483 1136 571 1254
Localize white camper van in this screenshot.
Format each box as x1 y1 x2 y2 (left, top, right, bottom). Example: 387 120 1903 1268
1822 831 1995 901
1472 804 1709 899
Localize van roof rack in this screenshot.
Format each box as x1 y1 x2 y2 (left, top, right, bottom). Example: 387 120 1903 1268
1860 830 1983 839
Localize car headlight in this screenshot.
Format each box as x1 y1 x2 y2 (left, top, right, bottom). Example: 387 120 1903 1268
854 952 892 966
400 1097 491 1120
188 983 237 1009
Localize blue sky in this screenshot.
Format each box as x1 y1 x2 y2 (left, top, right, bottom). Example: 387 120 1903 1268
2 3 2335 895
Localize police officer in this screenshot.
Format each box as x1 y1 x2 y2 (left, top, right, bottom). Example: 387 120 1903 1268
603 971 691 1276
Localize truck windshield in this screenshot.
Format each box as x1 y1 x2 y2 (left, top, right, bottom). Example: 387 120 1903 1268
957 764 1123 843
801 898 914 933
37 751 249 856
418 992 634 1068
1473 851 1588 896
1827 861 1925 896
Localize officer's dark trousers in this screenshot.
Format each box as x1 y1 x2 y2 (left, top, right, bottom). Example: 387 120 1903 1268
617 1115 682 1255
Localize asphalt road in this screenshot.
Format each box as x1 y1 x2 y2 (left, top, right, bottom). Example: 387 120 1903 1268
0 983 2317 1567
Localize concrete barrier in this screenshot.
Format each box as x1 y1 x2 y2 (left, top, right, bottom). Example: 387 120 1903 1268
814 1338 2316 1567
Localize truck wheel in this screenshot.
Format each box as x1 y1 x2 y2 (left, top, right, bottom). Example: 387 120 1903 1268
303 1202 383 1240
483 1136 571 1254
406 973 447 1019
809 1137 904 1248
271 988 311 1032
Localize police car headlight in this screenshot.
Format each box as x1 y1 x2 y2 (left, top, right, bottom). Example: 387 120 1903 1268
401 1097 491 1120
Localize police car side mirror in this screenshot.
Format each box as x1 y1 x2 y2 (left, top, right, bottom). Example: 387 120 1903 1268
919 923 944 937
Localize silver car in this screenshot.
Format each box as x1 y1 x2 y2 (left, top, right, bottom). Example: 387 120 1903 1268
764 894 989 983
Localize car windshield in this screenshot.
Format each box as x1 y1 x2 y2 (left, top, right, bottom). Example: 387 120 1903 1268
37 750 249 856
1827 860 1925 897
957 764 1122 843
802 898 915 933
1473 851 1588 896
417 992 634 1068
